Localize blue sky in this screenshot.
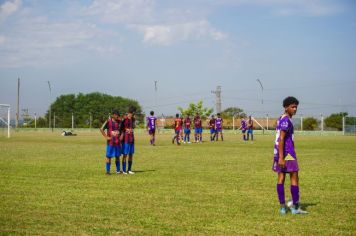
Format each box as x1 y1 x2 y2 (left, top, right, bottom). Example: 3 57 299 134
1 0 356 118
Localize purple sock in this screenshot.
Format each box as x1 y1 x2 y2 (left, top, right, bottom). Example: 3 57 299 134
291 185 299 205
150 139 152 145
277 184 285 205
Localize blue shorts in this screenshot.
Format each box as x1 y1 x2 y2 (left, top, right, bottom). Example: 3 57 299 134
184 128 191 134
210 128 216 134
106 145 121 158
122 143 134 155
195 128 202 134
175 129 181 135
247 129 253 134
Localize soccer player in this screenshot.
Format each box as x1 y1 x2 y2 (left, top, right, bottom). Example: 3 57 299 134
273 96 308 215
120 108 136 174
194 113 203 142
247 116 254 141
100 110 122 175
215 113 223 141
241 117 247 141
183 114 191 143
146 111 157 146
172 113 183 145
209 115 216 141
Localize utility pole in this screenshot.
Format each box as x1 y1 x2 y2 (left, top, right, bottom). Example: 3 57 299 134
16 78 20 129
211 86 222 114
47 81 52 130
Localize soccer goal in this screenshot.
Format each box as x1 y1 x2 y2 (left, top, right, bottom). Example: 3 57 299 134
0 104 11 138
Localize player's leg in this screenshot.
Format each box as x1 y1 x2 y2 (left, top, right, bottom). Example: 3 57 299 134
115 145 121 173
105 145 113 175
128 144 135 174
289 172 307 214
122 144 128 174
106 157 111 175
200 129 203 141
220 131 224 141
152 131 156 145
277 172 287 214
251 130 254 141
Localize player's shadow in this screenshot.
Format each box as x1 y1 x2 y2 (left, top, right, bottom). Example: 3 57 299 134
133 170 156 173
301 202 318 210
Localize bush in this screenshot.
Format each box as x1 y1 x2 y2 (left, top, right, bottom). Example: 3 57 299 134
303 117 319 130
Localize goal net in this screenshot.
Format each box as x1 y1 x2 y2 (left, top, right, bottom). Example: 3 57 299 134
0 104 11 138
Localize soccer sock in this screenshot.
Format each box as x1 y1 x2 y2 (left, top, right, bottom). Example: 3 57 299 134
122 161 126 172
291 185 300 206
128 161 133 171
251 134 254 141
106 162 111 173
153 137 155 144
221 135 224 141
115 161 120 172
187 135 190 142
277 184 285 205
200 135 202 141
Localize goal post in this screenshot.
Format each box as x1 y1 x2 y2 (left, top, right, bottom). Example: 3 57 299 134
0 104 11 138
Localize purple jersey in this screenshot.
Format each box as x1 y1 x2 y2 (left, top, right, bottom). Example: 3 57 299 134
146 116 157 130
273 115 296 161
215 117 223 129
241 120 247 130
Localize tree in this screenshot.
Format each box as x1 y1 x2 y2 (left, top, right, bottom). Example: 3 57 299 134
46 92 143 128
177 101 213 118
325 112 348 131
303 117 318 130
221 107 246 119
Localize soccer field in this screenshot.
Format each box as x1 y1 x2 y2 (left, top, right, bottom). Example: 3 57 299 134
0 131 355 235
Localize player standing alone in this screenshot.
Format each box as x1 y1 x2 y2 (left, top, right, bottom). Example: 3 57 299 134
194 113 203 142
247 116 254 141
146 111 157 146
120 108 136 174
172 113 183 145
215 113 223 141
100 110 122 175
183 114 191 143
209 115 216 142
273 96 308 214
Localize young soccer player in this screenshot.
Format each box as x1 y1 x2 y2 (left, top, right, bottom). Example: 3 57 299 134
215 113 224 141
273 96 308 215
240 117 247 141
172 113 183 145
194 113 203 142
146 111 157 146
120 108 136 174
183 114 191 143
209 115 216 141
100 110 122 175
247 116 254 141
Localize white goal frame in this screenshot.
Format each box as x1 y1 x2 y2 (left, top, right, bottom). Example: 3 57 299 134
0 104 11 138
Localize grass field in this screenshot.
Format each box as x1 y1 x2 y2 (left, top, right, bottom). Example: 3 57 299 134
0 131 355 235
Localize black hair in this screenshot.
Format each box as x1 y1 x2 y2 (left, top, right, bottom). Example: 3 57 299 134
283 96 299 108
128 106 136 114
112 109 120 115
150 111 154 115
176 113 179 118
217 113 220 116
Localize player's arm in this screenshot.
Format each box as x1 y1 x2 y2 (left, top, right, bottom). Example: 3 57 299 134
278 130 286 168
100 120 111 140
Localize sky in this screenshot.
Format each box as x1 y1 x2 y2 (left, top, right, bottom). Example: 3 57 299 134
0 0 356 119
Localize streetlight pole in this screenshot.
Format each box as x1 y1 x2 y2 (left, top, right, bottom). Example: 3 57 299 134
47 81 52 131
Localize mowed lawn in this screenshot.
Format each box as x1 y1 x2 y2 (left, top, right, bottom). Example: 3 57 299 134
0 131 355 235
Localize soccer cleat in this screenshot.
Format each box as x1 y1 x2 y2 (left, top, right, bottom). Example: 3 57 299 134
106 172 111 175
291 207 308 214
279 207 287 215
128 171 135 174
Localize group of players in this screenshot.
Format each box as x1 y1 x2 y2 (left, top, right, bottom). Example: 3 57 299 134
100 96 308 214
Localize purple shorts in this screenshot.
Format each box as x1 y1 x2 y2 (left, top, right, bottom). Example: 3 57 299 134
148 129 155 135
272 158 299 173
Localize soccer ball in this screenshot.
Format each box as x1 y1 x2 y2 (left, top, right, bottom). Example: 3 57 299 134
287 200 293 208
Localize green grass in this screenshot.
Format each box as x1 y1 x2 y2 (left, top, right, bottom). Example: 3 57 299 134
0 131 355 235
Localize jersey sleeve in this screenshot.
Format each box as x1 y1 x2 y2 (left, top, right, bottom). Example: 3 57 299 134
279 117 290 132
101 120 108 130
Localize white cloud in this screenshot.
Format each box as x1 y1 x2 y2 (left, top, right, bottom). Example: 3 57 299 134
0 14 120 68
215 0 344 16
0 0 21 22
83 0 154 24
132 20 227 45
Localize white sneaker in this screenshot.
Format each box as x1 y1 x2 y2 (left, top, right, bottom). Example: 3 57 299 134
188 142 191 144
183 141 186 144
122 171 127 175
128 171 135 174
116 171 122 175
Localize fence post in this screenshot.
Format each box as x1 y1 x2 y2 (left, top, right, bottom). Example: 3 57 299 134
321 114 324 132
266 114 269 131
72 113 74 130
232 115 235 131
300 115 303 131
342 116 345 135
